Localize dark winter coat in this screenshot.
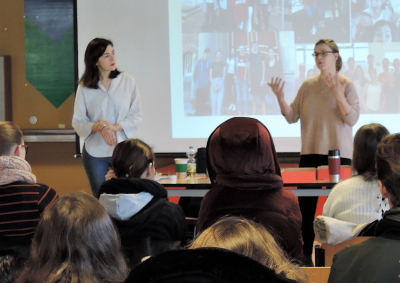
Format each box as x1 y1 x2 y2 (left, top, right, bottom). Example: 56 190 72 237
197 117 303 262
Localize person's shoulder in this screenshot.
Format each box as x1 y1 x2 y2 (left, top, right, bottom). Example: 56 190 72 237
118 72 135 81
297 77 316 92
2 181 52 191
303 76 318 85
280 188 300 203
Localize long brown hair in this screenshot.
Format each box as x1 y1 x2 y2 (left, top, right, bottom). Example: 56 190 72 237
16 192 128 283
352 123 389 181
112 139 154 178
188 216 308 283
315 38 342 72
0 121 23 156
79 38 121 89
376 134 400 207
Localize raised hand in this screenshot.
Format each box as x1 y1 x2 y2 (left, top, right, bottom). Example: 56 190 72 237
268 77 285 100
324 73 347 101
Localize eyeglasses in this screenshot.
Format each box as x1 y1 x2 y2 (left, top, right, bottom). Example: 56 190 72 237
312 51 336 58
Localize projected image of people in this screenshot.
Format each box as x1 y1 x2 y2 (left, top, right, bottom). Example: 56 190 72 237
351 0 399 43
182 0 277 33
248 41 266 115
183 31 286 116
180 0 400 121
290 0 351 43
193 48 212 116
210 50 226 115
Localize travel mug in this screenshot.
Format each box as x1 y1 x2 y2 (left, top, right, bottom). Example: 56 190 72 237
328 149 340 182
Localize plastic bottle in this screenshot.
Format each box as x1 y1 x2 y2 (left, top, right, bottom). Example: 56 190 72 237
187 146 196 177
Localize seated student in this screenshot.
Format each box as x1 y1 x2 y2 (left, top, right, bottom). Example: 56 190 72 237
0 121 58 258
98 139 186 268
15 192 128 283
188 216 308 283
124 248 297 283
323 123 390 223
328 133 400 283
197 117 303 263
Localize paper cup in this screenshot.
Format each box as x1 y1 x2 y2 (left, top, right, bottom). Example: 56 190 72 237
174 158 188 179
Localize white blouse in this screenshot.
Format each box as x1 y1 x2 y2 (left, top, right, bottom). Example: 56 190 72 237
72 72 142 158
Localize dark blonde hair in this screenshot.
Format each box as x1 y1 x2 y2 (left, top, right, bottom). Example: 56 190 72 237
315 38 342 72
16 192 128 283
188 216 308 283
352 123 389 181
376 134 400 207
112 139 154 178
0 121 23 156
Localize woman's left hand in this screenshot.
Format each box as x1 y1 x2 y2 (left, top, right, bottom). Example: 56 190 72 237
324 73 347 101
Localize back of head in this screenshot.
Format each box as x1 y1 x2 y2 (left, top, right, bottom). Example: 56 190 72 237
188 217 307 283
16 192 128 283
206 117 282 188
0 121 23 156
111 139 154 178
352 123 389 181
376 134 400 207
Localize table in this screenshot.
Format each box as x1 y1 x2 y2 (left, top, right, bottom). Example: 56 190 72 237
158 176 336 197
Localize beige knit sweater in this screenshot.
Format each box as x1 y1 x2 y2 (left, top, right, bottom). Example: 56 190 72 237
285 76 360 159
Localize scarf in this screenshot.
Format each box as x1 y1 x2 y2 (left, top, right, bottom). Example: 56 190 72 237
0 156 36 185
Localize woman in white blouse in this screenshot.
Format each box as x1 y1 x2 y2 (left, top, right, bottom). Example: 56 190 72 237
323 123 390 223
72 38 141 196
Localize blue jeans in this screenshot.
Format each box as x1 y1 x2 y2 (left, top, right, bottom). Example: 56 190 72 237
211 77 225 116
82 145 112 197
235 79 248 115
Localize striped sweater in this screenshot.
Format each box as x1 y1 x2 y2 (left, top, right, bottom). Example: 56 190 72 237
0 181 58 244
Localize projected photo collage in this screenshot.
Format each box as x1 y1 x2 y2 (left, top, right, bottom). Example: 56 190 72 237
181 0 400 116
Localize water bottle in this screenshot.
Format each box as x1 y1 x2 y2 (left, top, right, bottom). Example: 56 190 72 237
187 146 196 177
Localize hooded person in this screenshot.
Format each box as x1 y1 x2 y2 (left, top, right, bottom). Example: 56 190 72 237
98 139 186 268
197 117 303 262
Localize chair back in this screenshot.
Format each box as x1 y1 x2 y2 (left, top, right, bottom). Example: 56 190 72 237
321 236 371 266
300 267 330 283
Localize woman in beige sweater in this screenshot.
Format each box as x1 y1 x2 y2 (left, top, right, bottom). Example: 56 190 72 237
268 38 360 265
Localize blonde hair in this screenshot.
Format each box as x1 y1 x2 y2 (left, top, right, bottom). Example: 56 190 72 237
188 216 308 283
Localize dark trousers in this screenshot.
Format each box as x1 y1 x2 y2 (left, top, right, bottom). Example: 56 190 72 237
298 154 351 257
195 87 211 116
